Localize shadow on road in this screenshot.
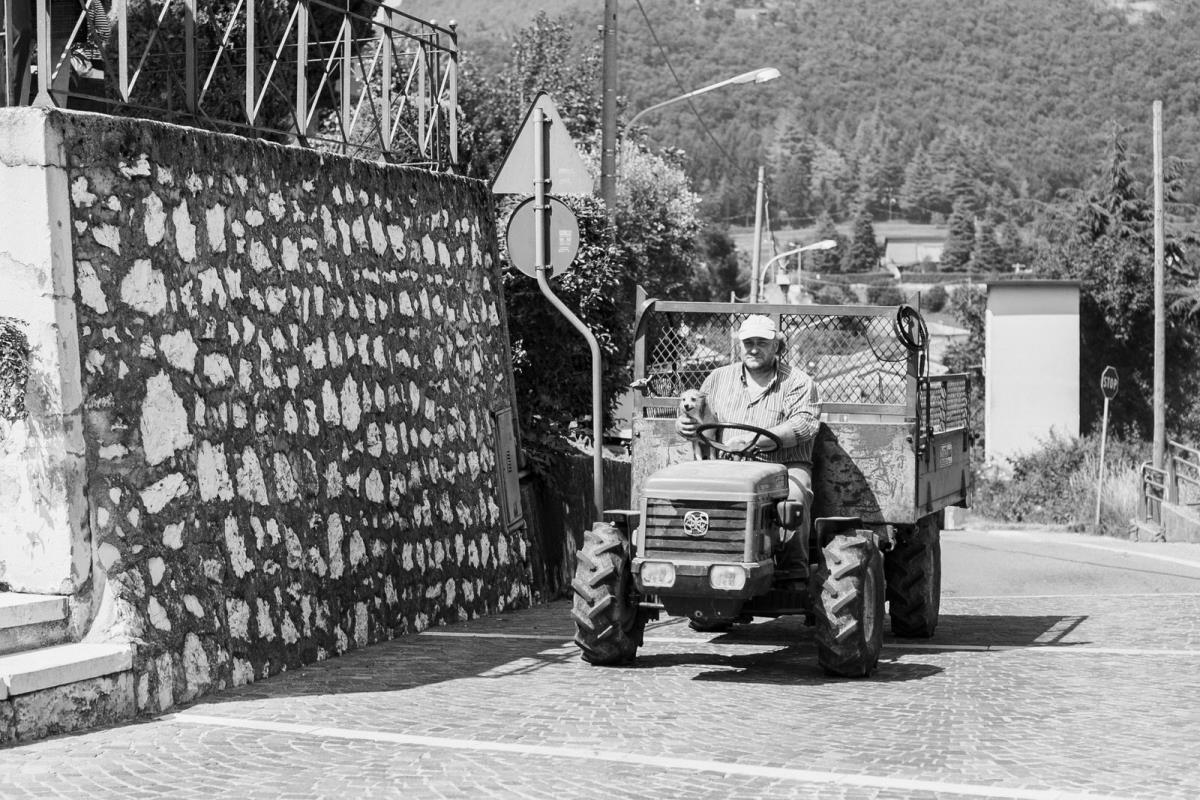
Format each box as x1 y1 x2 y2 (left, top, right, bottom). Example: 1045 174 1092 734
633 648 944 684
916 613 1091 649
698 612 1092 650
163 605 1093 717
188 633 581 707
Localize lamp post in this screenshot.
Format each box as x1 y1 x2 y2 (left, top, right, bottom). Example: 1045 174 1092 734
758 239 837 303
668 68 771 298
610 64 780 237
622 67 781 138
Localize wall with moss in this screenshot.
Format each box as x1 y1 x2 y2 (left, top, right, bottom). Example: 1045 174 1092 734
48 110 526 710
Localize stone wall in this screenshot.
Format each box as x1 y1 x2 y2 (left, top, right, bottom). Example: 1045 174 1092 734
1 108 530 713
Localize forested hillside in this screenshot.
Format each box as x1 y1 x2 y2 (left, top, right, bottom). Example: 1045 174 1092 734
413 0 1200 226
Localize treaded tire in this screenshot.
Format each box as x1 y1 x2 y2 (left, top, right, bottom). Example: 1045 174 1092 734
572 522 645 666
884 512 942 638
813 531 885 678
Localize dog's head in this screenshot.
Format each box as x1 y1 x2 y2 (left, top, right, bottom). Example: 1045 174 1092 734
679 389 707 416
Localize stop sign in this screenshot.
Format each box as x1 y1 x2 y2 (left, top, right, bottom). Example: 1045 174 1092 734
1100 366 1118 400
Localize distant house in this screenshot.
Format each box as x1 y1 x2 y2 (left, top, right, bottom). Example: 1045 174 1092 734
882 233 948 270
925 319 970 373
733 8 771 24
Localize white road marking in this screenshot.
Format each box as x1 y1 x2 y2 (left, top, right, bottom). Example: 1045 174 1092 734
945 592 1200 600
888 643 1200 656
419 631 1200 657
167 712 1129 800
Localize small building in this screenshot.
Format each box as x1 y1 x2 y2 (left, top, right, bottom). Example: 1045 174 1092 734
984 280 1081 468
882 233 947 270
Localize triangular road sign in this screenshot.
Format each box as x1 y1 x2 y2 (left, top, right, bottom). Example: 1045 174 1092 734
491 93 594 196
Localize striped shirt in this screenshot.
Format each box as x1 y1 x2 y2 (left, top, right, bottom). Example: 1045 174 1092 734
699 361 821 467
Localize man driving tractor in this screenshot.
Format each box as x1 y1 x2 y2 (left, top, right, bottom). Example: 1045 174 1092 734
674 314 821 583
573 300 963 675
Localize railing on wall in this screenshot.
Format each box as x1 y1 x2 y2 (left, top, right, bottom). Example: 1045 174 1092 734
1139 440 1200 527
2 0 458 168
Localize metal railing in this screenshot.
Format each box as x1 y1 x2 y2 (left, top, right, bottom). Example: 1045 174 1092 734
3 0 458 167
1139 440 1200 526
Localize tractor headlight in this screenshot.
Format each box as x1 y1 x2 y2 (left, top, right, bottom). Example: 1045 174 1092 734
641 561 676 588
709 565 747 591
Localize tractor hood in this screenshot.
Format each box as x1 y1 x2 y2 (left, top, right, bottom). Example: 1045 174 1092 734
641 460 789 503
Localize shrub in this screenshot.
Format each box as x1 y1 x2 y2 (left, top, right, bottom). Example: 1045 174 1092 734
500 194 631 445
866 284 905 306
813 282 856 305
921 284 948 312
972 431 1148 536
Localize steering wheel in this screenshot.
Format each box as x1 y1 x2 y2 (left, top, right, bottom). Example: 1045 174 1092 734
694 422 783 459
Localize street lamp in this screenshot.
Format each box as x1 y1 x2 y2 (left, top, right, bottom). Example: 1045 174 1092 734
622 67 782 136
604 65 780 225
757 239 837 303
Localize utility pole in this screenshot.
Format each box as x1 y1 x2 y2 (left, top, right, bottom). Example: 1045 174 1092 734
749 166 766 303
1153 100 1166 469
600 0 618 217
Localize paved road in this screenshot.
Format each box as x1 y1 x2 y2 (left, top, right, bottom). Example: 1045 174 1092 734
3 528 1200 800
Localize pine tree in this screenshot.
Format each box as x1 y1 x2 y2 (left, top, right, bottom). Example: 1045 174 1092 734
701 227 744 301
900 146 937 223
998 219 1026 270
842 201 880 273
1079 128 1149 242
808 211 845 275
972 217 1005 274
769 120 813 223
808 141 851 219
941 198 975 272
928 132 967 216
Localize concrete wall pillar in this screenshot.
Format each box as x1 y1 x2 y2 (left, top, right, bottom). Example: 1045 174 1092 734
0 108 89 594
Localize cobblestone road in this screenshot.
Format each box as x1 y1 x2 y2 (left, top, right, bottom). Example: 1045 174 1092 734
2 529 1199 799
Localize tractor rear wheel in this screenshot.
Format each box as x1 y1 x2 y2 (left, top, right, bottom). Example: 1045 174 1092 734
885 512 942 638
572 522 645 666
813 531 885 677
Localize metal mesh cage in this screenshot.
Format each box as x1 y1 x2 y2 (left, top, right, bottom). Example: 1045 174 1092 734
645 312 748 402
641 308 912 412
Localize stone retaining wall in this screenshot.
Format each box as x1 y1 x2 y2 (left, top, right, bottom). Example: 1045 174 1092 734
0 108 529 714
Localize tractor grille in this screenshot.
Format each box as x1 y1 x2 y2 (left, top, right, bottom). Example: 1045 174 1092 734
643 498 748 559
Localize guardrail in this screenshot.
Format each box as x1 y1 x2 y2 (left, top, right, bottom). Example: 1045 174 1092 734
2 0 458 168
1139 440 1200 527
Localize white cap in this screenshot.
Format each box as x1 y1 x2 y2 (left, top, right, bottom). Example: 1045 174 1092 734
738 315 777 341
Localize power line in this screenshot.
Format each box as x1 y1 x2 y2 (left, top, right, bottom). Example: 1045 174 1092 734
631 0 748 185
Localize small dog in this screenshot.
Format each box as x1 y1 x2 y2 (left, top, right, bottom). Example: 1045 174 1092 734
678 389 716 460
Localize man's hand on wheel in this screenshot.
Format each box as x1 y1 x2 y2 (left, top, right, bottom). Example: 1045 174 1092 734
753 435 778 453
726 434 777 453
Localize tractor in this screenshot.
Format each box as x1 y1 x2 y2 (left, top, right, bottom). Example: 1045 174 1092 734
571 298 972 677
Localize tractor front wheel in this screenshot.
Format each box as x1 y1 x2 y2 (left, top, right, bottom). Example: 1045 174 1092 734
885 512 942 638
572 522 645 666
813 531 885 677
